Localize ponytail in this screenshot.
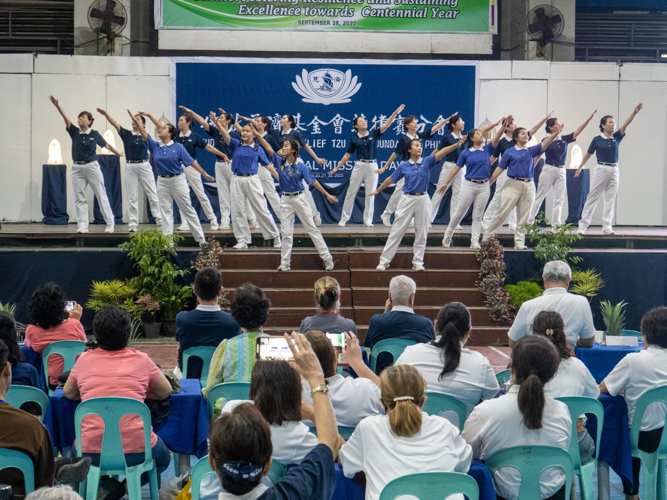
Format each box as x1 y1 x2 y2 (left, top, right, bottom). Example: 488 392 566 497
518 373 546 430
380 365 426 438
433 302 470 378
389 398 423 438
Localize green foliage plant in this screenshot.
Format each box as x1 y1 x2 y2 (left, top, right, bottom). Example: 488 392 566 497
476 237 516 325
600 300 627 336
570 269 605 300
504 281 543 310
86 280 139 318
523 214 583 265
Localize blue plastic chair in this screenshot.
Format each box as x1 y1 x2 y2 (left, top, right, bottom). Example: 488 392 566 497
556 397 604 500
629 384 667 500
485 446 573 500
621 330 643 338
190 455 216 500
0 448 35 494
422 392 468 431
74 397 159 500
495 369 511 385
6 385 50 422
206 382 251 420
379 471 479 500
42 340 86 396
267 460 285 485
183 346 218 387
369 339 416 374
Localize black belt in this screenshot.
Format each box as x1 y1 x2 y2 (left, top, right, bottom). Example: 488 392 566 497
160 173 182 179
357 159 376 163
234 173 256 177
127 160 147 164
508 175 533 182
406 192 427 196
284 191 303 197
465 178 489 184
545 164 564 168
73 161 91 165
599 162 618 167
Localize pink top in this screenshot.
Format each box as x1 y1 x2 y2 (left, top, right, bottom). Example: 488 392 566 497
68 348 162 454
25 319 87 386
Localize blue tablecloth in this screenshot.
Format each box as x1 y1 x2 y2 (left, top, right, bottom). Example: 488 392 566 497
20 346 45 384
41 164 69 225
93 155 125 225
576 342 643 384
44 379 209 458
565 168 590 225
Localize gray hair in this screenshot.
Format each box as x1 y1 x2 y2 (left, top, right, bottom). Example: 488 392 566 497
26 487 83 500
543 261 572 284
389 275 417 305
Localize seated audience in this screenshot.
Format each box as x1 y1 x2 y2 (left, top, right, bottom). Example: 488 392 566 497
26 486 83 500
176 267 241 379
24 282 86 388
396 302 498 419
0 311 43 390
299 277 357 335
207 332 339 500
364 275 435 373
339 364 472 500
601 306 667 500
64 306 173 493
508 261 596 349
462 335 572 500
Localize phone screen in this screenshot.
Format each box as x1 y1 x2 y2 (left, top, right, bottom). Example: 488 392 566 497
326 332 346 348
66 301 74 312
256 337 294 361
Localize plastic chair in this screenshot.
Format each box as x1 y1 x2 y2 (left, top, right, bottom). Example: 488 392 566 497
629 384 667 500
379 471 479 500
6 385 50 422
267 460 285 485
42 340 86 396
0 448 35 494
422 392 468 431
556 397 604 500
485 446 573 500
621 330 643 338
369 339 416 374
495 369 511 385
74 397 159 500
206 382 251 420
190 455 216 500
183 346 218 387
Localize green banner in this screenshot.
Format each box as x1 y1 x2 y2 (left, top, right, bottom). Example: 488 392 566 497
158 0 496 32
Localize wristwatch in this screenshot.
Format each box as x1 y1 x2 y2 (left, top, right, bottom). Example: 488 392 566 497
311 384 329 396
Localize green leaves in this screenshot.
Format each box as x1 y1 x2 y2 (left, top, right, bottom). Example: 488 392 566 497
600 300 627 336
505 281 544 309
570 269 605 299
523 213 582 264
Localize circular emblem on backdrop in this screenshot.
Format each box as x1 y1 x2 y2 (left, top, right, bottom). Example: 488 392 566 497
292 68 362 106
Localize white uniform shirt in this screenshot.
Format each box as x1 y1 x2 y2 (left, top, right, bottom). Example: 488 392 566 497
339 413 472 500
302 374 383 427
603 345 667 432
396 343 499 414
461 386 572 500
508 287 596 348
545 356 600 399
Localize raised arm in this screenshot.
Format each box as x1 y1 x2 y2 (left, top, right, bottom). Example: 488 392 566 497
140 112 163 130
572 110 597 140
619 103 643 136
342 332 380 387
540 122 564 151
434 137 466 163
480 116 506 139
430 112 457 136
380 104 406 134
128 110 148 142
211 112 231 145
529 110 555 138
219 108 243 133
329 153 351 175
491 116 511 149
49 96 71 129
179 105 210 132
253 128 275 157
96 108 121 133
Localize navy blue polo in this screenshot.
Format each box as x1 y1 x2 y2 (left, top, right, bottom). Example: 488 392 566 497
228 138 270 175
498 144 544 178
394 130 433 162
457 142 495 180
260 132 281 153
438 131 465 163
272 152 316 193
492 132 532 159
277 128 307 148
391 154 440 193
145 136 193 177
543 133 575 166
175 130 208 160
207 126 241 161
347 128 383 161
587 130 624 164
67 124 106 163
118 127 149 162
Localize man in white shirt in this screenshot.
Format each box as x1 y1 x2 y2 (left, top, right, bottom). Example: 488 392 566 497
508 260 596 349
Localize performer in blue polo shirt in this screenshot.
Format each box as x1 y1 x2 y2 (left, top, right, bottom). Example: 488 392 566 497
330 104 405 227
369 137 464 271
49 96 124 234
256 131 338 272
575 103 643 235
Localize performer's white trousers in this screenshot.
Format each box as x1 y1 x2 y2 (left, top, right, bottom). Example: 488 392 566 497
383 178 405 216
302 180 319 217
183 166 217 224
445 181 490 246
215 161 256 227
379 194 431 268
431 162 464 223
125 161 162 228
340 161 378 225
157 174 205 244
483 170 517 229
72 161 114 230
231 175 280 244
483 179 535 246
529 165 566 225
280 193 332 267
258 166 282 219
578 164 619 231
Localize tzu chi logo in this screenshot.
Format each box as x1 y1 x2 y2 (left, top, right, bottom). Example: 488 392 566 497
292 68 362 105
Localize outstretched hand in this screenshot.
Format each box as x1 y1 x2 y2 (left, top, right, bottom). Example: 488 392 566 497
341 332 363 366
203 173 215 182
574 169 581 178
96 108 107 116
635 103 644 114
316 158 328 166
284 332 325 386
49 95 58 106
438 183 449 195
326 193 338 203
396 104 406 115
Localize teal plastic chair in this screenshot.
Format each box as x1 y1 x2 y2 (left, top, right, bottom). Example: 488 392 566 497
183 346 218 387
629 384 667 500
556 397 604 500
485 446 573 500
75 397 159 500
267 460 286 485
422 392 468 431
495 369 511 385
6 385 50 422
369 339 416 374
0 448 35 494
206 382 251 420
42 340 86 395
621 330 643 338
191 455 216 500
309 425 356 440
379 471 479 500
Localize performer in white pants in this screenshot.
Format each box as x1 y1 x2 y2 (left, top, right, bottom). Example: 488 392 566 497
483 124 562 249
256 133 338 271
129 111 210 245
96 109 163 232
439 118 509 249
575 104 643 235
529 110 597 225
430 114 466 225
49 96 123 233
329 104 404 227
370 137 465 271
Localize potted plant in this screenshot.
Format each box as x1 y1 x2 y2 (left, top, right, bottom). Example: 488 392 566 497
476 238 516 326
135 294 161 339
86 280 139 317
600 300 628 345
570 269 605 302
504 281 543 310
191 238 230 309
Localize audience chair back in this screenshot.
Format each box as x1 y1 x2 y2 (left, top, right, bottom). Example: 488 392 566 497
206 382 251 420
379 472 479 500
0 448 35 494
6 385 50 422
485 446 573 500
369 339 416 374
190 455 216 500
621 330 643 338
74 397 159 500
267 460 286 485
495 369 511 385
183 346 218 387
42 340 86 396
422 392 468 431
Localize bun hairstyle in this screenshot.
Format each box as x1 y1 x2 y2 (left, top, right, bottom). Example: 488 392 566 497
403 115 416 131
531 310 572 359
599 115 613 132
313 276 340 311
380 365 426 437
305 330 336 378
222 113 235 126
545 117 558 134
258 115 271 131
465 129 478 148
181 112 195 130
78 111 94 124
432 302 471 378
511 336 559 430
285 114 296 129
230 283 271 330
511 127 526 146
447 114 461 131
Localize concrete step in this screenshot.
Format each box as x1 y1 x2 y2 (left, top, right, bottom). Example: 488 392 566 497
347 250 479 269
220 269 351 288
262 288 353 308
351 269 478 288
219 251 349 270
352 287 486 307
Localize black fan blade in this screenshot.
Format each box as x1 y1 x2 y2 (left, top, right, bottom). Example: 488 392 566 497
105 0 117 14
542 29 555 42
535 7 546 18
550 14 562 24
90 8 106 20
528 22 542 34
99 23 113 36
110 14 125 26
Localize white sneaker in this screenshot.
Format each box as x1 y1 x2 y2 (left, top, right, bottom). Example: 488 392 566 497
105 225 114 234
381 213 392 227
314 213 322 226
456 225 463 231
77 227 88 234
412 264 426 271
233 242 248 249
603 228 615 235
471 242 481 250
277 264 291 271
128 224 138 232
514 243 527 250
178 222 190 231
338 221 346 227
211 221 220 231
508 224 517 232
577 227 587 235
442 234 452 248
324 260 334 271
364 222 374 227
273 237 282 248
376 263 388 271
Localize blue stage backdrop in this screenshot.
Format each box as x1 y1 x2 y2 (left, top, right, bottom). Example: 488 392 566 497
173 58 477 185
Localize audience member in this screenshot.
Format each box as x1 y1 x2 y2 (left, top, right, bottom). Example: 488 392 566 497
0 312 43 390
339 364 472 500
462 335 571 500
601 306 667 500
176 267 241 379
24 282 86 388
25 486 83 500
508 261 596 349
299 277 357 335
364 276 434 373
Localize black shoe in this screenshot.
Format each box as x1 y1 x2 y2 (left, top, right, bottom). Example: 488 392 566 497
54 457 92 484
96 476 126 500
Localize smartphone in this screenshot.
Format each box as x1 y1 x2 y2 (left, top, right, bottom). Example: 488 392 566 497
66 301 74 312
326 332 346 349
256 336 294 361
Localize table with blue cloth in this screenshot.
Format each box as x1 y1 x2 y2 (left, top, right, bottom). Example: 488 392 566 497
20 346 46 391
576 341 644 384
